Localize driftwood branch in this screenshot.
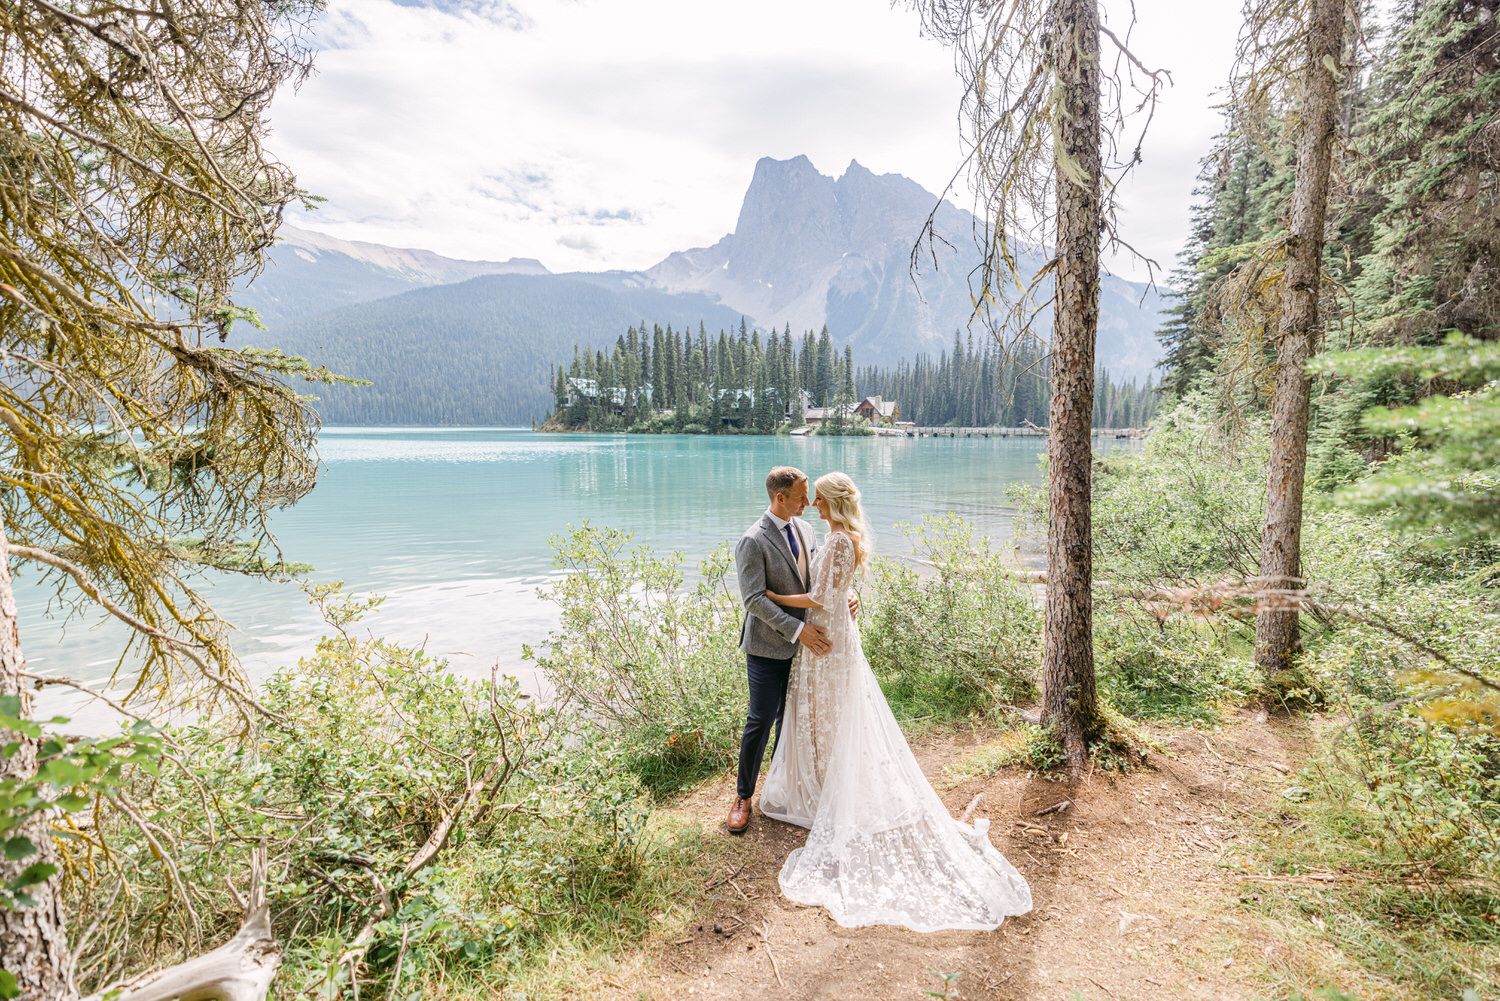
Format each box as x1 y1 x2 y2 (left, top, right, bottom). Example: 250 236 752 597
312 725 527 995
83 851 278 1001
961 793 984 823
82 905 280 1001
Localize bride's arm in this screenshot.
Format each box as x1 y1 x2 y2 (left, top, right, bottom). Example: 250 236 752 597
807 533 855 611
765 590 823 609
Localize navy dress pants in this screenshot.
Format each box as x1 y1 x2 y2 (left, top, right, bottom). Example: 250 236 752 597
736 652 794 800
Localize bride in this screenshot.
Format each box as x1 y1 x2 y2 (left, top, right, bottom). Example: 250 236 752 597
757 472 1033 932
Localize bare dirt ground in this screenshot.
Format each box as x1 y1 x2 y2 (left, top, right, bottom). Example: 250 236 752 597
586 709 1318 1001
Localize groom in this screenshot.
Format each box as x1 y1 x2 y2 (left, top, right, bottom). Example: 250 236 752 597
727 466 849 834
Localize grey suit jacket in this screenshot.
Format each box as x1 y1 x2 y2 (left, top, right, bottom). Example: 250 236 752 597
735 512 817 659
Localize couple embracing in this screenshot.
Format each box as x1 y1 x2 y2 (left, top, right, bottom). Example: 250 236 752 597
728 466 1033 933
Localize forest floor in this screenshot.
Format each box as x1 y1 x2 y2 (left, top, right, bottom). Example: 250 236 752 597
566 709 1357 1001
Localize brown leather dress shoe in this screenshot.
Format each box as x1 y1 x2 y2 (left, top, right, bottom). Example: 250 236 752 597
726 796 751 834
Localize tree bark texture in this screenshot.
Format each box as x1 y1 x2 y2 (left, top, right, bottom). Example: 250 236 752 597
0 513 74 1001
1042 0 1104 776
1256 0 1348 681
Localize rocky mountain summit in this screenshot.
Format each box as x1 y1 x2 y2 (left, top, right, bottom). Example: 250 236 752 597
640 155 1165 380
644 156 973 360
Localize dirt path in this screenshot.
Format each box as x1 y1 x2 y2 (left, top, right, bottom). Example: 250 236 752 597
596 709 1313 1001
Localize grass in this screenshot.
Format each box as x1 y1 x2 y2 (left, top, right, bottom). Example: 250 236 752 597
877 666 1000 726
1224 745 1500 1001
942 727 1036 786
406 811 731 1000
625 739 736 799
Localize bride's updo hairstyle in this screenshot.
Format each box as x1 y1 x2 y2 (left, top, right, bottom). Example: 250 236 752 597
814 472 872 571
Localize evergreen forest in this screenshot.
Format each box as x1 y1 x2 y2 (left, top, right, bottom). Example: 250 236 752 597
545 323 1159 432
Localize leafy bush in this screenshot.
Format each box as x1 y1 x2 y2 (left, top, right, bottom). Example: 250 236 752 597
526 525 745 794
1093 607 1256 722
64 587 712 999
1341 716 1500 881
1009 396 1266 595
1090 397 1269 587
1236 743 1500 1001
863 514 1040 721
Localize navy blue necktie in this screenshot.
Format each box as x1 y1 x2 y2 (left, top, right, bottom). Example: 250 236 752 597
784 523 800 561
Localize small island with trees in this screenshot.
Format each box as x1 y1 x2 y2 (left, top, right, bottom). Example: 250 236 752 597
540 320 1159 434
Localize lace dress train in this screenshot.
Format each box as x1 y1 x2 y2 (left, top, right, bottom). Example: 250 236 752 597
760 532 1032 932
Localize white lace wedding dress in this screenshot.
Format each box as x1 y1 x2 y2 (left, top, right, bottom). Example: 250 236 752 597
759 531 1033 932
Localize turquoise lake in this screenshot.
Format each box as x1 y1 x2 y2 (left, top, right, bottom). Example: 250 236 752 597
17 428 1139 722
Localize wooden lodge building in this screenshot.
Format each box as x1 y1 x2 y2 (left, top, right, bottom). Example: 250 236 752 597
855 396 900 425
804 396 902 428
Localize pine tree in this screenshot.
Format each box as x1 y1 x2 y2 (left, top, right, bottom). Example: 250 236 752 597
0 1 323 992
800 332 816 398
1255 0 1354 684
815 326 834 405
651 326 666 414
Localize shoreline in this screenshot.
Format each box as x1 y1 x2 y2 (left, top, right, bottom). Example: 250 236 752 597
530 424 1150 439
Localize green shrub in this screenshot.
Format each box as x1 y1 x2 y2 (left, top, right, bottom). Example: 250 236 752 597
1236 742 1500 1001
1009 395 1267 595
527 525 745 794
863 514 1040 721
812 416 875 436
65 587 709 1000
1341 716 1500 881
1093 606 1255 722
1090 397 1269 587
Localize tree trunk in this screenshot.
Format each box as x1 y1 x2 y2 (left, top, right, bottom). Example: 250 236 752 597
1042 0 1104 777
0 513 74 1001
1256 0 1348 684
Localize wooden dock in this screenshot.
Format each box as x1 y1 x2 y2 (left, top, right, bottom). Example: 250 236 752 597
903 426 1145 439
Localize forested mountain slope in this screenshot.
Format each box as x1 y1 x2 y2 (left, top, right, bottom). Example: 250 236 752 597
251 274 743 425
239 225 549 331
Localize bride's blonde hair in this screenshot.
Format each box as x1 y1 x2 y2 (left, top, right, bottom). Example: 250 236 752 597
814 472 872 570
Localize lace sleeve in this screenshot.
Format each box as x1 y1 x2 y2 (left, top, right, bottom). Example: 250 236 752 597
808 533 855 608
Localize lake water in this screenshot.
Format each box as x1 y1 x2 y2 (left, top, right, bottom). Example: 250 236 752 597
16 428 1137 723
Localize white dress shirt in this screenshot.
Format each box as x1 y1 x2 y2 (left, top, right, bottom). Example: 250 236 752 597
766 509 808 642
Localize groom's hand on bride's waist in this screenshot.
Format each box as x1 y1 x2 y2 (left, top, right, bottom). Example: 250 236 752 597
799 622 832 655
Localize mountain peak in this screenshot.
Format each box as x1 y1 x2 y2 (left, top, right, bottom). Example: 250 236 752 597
753 153 819 174
728 156 840 300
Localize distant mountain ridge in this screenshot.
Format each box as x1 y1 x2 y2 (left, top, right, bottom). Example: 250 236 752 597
234 155 1167 424
240 225 549 330
259 275 744 426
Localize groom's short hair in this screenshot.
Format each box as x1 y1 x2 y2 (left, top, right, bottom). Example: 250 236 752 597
766 466 806 501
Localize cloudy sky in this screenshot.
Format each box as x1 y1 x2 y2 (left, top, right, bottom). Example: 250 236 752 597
271 0 1244 282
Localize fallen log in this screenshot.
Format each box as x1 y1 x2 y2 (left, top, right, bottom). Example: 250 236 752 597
83 904 279 1001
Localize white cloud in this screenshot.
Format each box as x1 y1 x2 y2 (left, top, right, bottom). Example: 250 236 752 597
555 231 601 253
270 0 1243 281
